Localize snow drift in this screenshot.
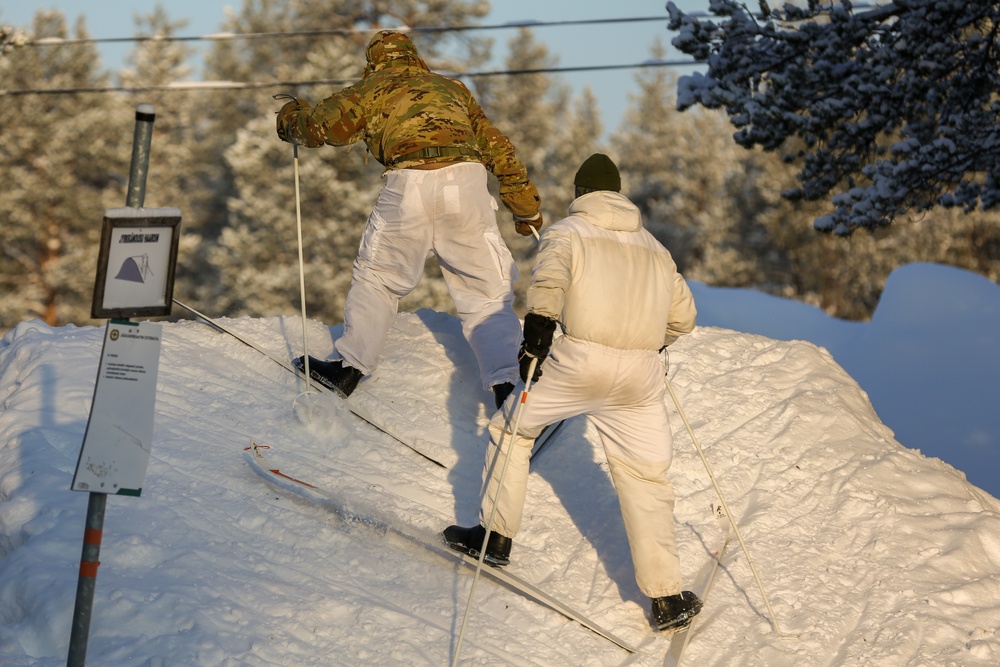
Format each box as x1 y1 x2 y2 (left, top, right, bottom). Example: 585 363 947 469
1 307 999 666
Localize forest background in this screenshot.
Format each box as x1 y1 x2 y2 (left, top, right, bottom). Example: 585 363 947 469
2 1 999 334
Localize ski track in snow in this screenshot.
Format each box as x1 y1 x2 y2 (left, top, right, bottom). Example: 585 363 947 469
1 311 999 666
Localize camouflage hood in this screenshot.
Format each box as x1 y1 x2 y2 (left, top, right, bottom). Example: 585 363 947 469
363 30 429 78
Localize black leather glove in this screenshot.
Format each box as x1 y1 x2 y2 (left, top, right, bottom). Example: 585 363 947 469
518 312 557 383
518 345 543 384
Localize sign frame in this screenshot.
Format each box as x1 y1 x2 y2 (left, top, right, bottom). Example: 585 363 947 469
91 207 181 319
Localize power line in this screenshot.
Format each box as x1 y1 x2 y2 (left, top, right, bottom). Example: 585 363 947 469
0 59 701 97
2 4 881 97
15 16 670 49
0 13 684 96
6 3 883 50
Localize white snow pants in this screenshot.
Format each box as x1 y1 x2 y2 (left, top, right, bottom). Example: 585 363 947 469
481 335 682 598
335 162 521 390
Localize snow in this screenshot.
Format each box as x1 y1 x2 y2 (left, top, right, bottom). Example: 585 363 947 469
691 262 1000 499
2 262 999 666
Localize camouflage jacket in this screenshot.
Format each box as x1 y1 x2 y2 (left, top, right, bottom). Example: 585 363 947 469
278 31 540 219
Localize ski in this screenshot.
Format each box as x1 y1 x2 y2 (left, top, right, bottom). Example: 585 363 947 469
664 505 734 667
243 441 637 653
173 298 447 468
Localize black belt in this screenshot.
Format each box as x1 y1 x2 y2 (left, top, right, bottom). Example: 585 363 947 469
387 146 480 167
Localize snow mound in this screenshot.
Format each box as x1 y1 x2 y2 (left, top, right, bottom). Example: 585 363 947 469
0 310 998 666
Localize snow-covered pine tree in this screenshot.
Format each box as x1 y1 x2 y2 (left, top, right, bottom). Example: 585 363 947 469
118 7 224 313
666 0 1000 235
0 11 128 329
615 40 763 283
472 27 602 309
615 86 1000 319
545 87 604 223
213 114 385 320
473 27 564 194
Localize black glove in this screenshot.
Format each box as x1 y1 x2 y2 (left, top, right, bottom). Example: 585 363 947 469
518 312 557 383
518 346 543 384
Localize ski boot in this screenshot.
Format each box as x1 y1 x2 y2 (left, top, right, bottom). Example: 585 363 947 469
294 356 363 398
443 524 511 567
651 591 703 632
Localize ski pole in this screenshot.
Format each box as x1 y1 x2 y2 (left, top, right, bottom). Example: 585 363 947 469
275 93 316 401
452 357 538 666
663 365 784 636
291 143 316 399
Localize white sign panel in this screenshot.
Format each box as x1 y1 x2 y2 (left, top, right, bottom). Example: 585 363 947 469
72 320 162 496
102 224 174 310
92 207 181 319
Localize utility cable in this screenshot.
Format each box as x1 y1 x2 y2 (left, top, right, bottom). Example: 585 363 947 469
12 16 672 49
0 58 698 96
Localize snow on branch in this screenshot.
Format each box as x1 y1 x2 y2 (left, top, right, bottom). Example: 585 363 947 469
666 0 1000 234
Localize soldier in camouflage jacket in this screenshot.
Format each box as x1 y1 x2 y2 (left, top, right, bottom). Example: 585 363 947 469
275 30 541 407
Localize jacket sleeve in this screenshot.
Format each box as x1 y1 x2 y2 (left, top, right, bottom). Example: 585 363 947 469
664 272 697 346
467 94 540 218
526 227 572 321
285 85 367 148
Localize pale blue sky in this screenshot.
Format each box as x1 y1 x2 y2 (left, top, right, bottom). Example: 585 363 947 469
3 1 707 136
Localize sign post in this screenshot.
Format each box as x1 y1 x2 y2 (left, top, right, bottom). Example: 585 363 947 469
67 104 180 667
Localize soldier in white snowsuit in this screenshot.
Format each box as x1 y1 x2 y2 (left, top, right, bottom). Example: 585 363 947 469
445 153 702 631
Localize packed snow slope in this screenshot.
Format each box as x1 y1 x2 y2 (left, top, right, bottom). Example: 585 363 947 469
2 305 1000 665
691 262 1000 499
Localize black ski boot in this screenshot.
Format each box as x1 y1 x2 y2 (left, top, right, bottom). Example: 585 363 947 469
294 356 363 398
443 524 512 567
492 382 515 410
651 591 703 632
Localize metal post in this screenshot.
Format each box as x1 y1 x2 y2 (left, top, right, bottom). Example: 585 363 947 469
68 103 155 667
66 492 106 667
126 104 156 208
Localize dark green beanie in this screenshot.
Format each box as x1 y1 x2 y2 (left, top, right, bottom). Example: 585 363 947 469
574 153 621 192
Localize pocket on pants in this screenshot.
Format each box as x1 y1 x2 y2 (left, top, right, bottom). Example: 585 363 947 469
443 185 461 215
482 228 518 285
357 209 387 267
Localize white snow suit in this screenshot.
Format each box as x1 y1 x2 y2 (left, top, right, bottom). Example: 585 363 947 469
481 190 697 598
336 162 522 389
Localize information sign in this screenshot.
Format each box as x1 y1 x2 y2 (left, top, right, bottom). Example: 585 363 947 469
71 320 162 495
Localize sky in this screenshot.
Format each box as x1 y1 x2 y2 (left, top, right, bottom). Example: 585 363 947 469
1 262 999 666
1 1 701 137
